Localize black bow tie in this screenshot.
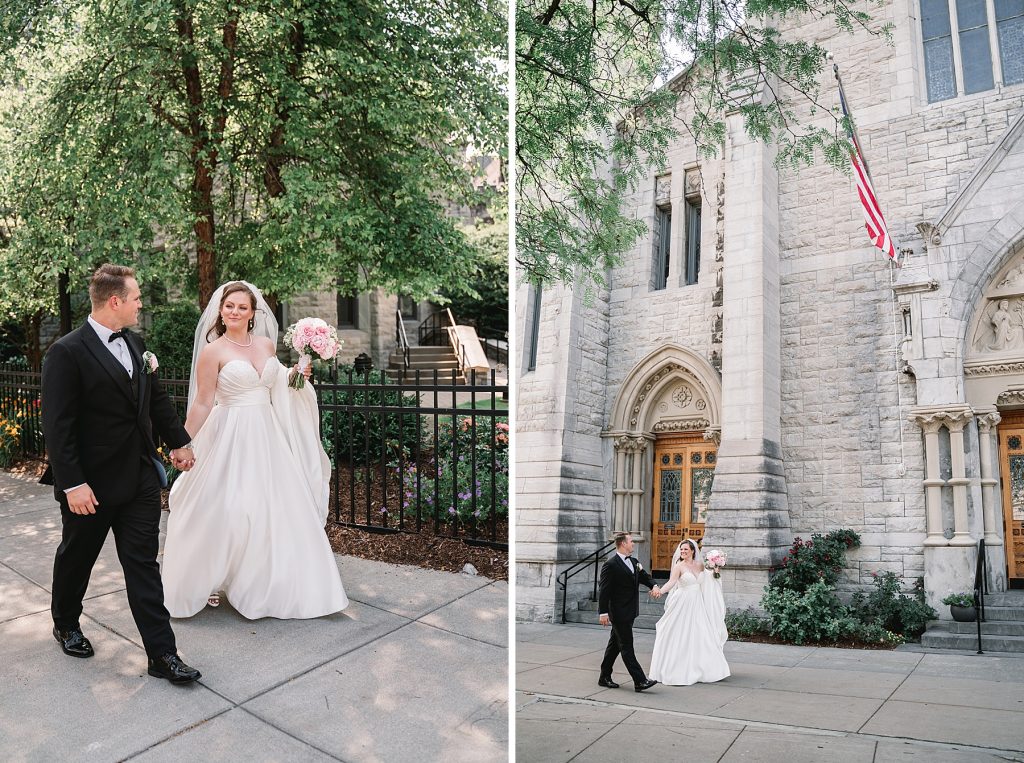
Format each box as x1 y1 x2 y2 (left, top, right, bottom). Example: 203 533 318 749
108 330 127 343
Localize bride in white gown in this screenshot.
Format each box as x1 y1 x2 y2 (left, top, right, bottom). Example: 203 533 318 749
648 538 729 686
161 281 348 619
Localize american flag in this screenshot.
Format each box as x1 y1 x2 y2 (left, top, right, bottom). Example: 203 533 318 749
836 70 896 260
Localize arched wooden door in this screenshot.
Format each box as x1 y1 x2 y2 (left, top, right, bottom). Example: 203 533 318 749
651 433 717 574
997 412 1024 588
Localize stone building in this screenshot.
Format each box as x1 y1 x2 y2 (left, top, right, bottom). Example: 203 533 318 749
516 0 1024 621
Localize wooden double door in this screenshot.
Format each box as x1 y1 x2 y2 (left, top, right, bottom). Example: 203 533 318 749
651 434 717 574
997 412 1024 587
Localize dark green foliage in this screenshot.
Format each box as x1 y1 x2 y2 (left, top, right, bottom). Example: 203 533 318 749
725 607 769 639
769 529 861 592
318 368 420 467
145 302 202 374
851 572 937 640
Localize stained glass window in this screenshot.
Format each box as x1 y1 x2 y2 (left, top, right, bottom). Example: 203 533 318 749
1010 455 1024 521
1010 435 1022 450
691 468 714 524
660 470 682 523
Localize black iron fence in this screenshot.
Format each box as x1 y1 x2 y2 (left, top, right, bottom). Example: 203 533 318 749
0 362 508 549
0 362 44 466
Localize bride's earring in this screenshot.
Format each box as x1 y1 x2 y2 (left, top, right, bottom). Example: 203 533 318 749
248 317 255 331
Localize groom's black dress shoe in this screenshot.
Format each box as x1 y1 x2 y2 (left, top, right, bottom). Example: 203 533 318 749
634 678 658 693
53 626 94 658
598 676 620 689
148 653 201 684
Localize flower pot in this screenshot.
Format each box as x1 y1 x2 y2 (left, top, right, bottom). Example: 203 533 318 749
950 604 976 622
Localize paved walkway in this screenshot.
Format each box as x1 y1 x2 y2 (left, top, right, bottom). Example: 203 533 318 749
517 622 1024 762
0 472 508 762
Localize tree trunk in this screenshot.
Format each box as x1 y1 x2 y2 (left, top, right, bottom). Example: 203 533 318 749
23 310 43 371
58 271 72 336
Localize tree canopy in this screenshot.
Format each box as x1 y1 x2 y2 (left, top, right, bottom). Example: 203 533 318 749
0 0 507 326
516 0 889 286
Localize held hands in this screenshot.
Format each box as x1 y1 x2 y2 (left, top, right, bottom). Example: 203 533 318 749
649 585 662 599
170 447 196 471
66 484 99 515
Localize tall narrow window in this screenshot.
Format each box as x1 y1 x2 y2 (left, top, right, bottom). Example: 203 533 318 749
525 284 542 372
997 0 1024 85
922 0 957 101
958 0 995 93
684 198 702 286
398 295 418 320
652 205 671 290
338 294 359 329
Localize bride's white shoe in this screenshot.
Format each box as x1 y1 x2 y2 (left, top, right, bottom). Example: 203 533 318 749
207 592 221 608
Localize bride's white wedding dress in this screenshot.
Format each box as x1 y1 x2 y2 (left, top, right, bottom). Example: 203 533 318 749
162 357 349 619
648 568 730 685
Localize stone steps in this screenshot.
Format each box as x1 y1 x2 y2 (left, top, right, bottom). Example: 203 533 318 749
920 591 1024 653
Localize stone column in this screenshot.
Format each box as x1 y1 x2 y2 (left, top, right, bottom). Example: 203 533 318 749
946 410 975 546
976 411 1003 546
913 415 947 546
611 434 649 537
702 76 791 609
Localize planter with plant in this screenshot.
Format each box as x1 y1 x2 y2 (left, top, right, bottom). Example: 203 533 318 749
941 592 977 622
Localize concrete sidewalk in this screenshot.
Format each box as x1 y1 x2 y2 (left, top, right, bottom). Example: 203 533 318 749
0 472 508 762
517 622 1024 762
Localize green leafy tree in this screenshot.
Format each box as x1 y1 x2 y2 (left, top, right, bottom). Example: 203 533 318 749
517 0 889 286
0 0 507 317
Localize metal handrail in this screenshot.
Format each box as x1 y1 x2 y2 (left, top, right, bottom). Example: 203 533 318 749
417 309 457 347
974 538 988 654
556 541 615 624
395 310 410 371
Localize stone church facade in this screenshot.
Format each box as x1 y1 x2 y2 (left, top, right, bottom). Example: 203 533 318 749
516 0 1024 620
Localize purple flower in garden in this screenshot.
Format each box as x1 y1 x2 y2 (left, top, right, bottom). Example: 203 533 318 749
472 510 480 518
448 507 456 515
379 508 388 515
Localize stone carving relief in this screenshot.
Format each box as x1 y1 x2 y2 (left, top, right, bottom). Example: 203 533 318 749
652 418 710 433
671 385 693 408
997 388 1024 406
655 174 671 206
972 297 1024 353
684 169 701 197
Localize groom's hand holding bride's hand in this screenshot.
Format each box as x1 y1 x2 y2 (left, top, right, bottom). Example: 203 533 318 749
170 447 196 471
650 585 662 599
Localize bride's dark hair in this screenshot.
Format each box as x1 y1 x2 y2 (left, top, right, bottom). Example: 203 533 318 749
213 282 258 338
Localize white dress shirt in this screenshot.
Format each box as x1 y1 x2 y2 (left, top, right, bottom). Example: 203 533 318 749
88 315 134 377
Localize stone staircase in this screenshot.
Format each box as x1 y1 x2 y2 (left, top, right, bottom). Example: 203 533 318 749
387 345 465 384
564 585 667 630
920 591 1024 653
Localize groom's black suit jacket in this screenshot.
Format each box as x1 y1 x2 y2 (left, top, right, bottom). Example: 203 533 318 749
40 322 189 506
599 553 657 623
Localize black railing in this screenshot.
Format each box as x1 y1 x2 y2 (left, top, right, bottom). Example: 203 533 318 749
395 310 411 371
0 362 508 549
418 308 455 347
0 362 44 463
557 541 616 624
974 538 988 654
479 333 508 366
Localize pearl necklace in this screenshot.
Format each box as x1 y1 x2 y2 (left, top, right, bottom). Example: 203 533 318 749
223 333 253 347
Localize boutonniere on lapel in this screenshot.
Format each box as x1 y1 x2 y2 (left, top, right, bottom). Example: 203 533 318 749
636 562 643 571
142 351 159 375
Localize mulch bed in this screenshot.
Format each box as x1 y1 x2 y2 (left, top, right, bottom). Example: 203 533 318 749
728 633 901 650
7 458 47 480
326 523 508 581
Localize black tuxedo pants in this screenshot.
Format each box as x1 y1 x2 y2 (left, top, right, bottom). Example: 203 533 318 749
51 463 176 658
600 616 647 684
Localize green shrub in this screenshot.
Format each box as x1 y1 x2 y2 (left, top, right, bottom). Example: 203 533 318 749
400 415 509 524
145 302 202 373
851 571 937 640
318 367 420 466
762 580 846 644
770 529 861 593
725 608 769 639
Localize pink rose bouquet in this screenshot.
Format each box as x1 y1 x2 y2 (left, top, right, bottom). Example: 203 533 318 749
283 317 342 389
704 549 727 579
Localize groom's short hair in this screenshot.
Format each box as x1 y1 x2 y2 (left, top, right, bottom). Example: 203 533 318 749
89 264 136 308
613 532 630 548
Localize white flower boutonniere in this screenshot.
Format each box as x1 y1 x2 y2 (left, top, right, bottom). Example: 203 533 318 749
142 351 159 375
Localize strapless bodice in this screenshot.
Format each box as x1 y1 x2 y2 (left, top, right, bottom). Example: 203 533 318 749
216 357 278 407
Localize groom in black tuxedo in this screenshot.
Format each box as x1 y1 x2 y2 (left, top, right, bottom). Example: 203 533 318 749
41 263 201 684
598 532 660 692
